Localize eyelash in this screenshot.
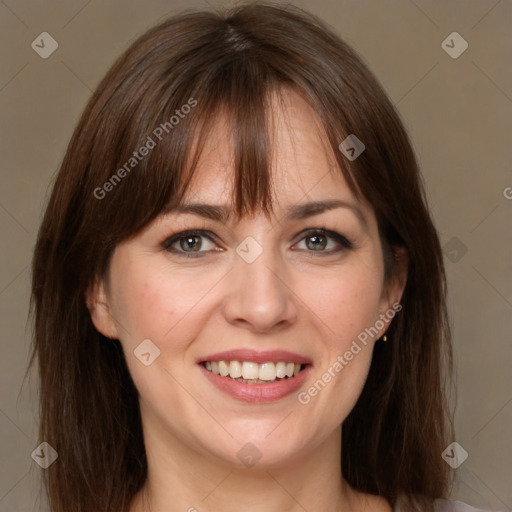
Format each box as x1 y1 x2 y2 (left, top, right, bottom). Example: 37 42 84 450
162 228 353 259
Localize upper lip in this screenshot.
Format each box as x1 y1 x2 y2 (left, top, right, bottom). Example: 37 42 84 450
199 349 313 365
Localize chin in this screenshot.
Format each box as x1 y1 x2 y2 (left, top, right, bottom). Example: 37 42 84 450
196 422 314 470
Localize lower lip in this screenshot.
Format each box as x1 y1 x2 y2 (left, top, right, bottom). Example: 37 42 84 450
199 364 311 403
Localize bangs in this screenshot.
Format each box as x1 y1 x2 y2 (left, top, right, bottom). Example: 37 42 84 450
91 37 283 246
92 75 358 243
153 68 279 222
78 7 374 278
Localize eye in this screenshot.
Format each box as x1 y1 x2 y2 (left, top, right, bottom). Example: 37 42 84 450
293 229 353 254
162 227 353 258
162 230 219 257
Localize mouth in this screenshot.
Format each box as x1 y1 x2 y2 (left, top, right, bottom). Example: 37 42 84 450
201 360 307 384
198 350 312 403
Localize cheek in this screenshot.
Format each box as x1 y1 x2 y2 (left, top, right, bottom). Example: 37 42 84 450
110 272 174 344
108 263 205 407
108 256 224 358
296 255 383 416
305 258 384 339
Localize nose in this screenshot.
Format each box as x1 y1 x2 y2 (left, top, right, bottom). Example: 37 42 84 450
221 243 298 334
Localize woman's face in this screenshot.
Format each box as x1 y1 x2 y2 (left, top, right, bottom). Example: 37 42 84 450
89 89 405 469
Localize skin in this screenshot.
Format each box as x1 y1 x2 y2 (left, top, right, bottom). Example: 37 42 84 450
88 88 407 512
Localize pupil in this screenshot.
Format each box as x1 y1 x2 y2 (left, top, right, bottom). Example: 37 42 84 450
307 235 327 250
181 236 201 251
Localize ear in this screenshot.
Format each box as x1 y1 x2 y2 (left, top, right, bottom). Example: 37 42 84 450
85 277 120 340
378 245 408 333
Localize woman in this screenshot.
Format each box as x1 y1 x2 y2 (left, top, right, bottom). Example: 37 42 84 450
29 3 491 512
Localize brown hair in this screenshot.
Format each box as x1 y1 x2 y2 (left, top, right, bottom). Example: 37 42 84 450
28 2 454 511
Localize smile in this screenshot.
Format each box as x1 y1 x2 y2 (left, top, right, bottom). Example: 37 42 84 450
198 349 312 402
203 360 303 383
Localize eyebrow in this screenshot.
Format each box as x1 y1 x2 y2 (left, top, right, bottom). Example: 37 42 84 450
164 199 368 231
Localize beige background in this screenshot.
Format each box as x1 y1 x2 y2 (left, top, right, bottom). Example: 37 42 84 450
1 0 511 510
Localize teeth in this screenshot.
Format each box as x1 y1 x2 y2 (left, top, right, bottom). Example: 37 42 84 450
275 361 287 378
218 360 229 377
259 362 276 381
229 360 242 378
242 361 259 380
204 360 304 382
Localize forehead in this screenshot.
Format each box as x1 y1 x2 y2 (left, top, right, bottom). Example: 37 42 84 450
181 88 370 218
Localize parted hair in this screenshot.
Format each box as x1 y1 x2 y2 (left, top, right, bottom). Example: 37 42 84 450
28 2 454 511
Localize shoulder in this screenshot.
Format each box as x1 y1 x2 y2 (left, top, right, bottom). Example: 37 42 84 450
434 499 505 512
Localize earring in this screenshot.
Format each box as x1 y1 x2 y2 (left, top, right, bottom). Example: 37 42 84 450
382 335 388 342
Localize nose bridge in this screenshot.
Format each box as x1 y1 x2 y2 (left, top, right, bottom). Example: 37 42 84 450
223 234 297 332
